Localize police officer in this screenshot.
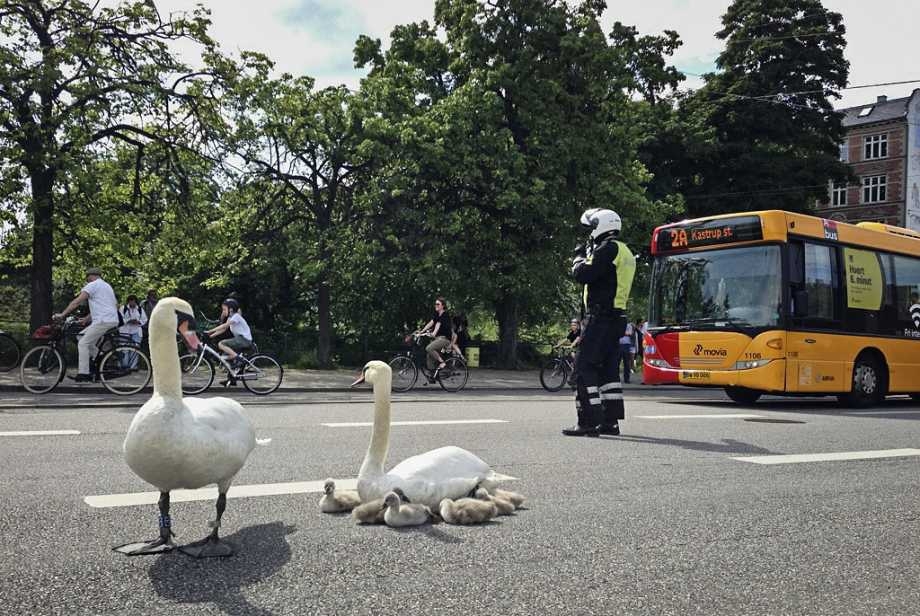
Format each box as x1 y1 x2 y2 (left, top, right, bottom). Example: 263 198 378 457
562 208 636 437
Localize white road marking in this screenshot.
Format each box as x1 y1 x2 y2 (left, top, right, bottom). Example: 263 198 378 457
844 410 920 415
322 419 509 427
636 414 763 419
84 473 518 508
0 430 81 437
733 448 920 465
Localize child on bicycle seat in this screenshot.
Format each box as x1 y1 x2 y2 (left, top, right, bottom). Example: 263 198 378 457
205 298 253 366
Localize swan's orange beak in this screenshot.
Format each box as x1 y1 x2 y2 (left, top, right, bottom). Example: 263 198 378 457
350 371 365 387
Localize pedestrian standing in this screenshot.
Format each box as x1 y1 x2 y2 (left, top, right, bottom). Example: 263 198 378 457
119 295 147 369
633 318 647 372
617 320 635 384
141 289 157 345
562 209 636 437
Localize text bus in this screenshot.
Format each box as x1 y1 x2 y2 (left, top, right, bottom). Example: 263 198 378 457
642 210 920 406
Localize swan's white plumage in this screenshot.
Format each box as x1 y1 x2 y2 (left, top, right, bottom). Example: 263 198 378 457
123 297 257 494
356 361 498 509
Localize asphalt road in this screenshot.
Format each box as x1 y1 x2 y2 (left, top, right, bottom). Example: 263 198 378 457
2 388 919 615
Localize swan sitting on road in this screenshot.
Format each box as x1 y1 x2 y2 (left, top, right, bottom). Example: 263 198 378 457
319 479 361 513
383 491 434 527
117 297 268 558
352 361 499 509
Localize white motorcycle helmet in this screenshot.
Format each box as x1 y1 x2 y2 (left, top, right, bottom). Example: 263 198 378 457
580 208 622 239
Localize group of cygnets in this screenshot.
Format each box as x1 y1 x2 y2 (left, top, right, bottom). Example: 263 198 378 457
320 479 526 528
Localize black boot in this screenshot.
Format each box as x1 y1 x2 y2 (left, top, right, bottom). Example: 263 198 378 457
562 424 599 436
597 422 620 435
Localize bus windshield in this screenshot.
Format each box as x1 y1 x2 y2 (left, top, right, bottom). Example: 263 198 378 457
649 245 782 330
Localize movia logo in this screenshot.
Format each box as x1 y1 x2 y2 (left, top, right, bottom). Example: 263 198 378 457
911 303 920 329
823 219 839 241
693 344 727 357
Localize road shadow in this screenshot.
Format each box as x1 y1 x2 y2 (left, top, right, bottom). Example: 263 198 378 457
148 521 295 616
666 396 920 420
603 434 777 455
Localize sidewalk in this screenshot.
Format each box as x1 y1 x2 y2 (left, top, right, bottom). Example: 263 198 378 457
0 366 675 394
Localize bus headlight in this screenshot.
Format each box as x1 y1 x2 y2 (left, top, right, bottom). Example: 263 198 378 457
646 358 672 368
733 359 771 370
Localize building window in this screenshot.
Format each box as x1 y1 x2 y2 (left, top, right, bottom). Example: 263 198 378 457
862 175 887 203
864 133 888 159
839 141 848 162
830 181 847 206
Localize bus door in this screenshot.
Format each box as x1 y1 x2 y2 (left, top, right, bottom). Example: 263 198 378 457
786 241 846 392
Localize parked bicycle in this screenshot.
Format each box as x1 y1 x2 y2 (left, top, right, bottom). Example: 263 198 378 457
179 332 283 395
20 317 151 395
388 332 469 393
0 329 22 372
539 344 576 392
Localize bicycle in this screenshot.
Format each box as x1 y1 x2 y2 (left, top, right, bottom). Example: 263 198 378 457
388 332 469 393
178 332 283 396
0 330 22 371
539 345 576 392
20 317 151 395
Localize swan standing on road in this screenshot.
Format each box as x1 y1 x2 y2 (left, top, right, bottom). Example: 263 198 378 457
117 297 267 558
352 361 498 509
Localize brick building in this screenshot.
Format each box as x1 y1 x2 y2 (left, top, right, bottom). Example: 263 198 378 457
814 89 920 230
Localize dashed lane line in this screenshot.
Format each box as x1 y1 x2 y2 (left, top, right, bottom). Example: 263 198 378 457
322 419 509 427
733 448 920 465
84 473 518 508
0 430 81 437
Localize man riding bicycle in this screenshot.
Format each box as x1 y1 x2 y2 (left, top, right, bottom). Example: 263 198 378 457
53 267 119 382
204 298 254 368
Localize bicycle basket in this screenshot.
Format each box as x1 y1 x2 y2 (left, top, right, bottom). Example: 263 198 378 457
31 324 60 340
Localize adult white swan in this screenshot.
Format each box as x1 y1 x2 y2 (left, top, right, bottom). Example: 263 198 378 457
351 360 498 509
116 297 264 558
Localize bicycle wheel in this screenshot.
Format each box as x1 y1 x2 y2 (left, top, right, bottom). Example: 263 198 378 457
389 356 418 392
99 346 151 395
539 358 568 392
241 354 283 395
437 356 469 392
20 345 64 394
180 353 215 395
0 333 21 372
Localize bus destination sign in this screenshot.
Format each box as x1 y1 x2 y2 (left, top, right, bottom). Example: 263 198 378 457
655 216 763 252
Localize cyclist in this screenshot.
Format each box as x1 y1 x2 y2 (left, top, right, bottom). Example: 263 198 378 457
204 298 254 369
561 317 582 354
418 296 452 379
53 267 119 382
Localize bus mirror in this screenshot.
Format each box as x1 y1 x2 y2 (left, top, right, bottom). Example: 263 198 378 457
793 290 808 317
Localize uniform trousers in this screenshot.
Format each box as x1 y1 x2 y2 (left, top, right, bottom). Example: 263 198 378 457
574 313 626 428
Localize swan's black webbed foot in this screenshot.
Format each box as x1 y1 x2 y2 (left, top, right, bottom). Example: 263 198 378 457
113 492 177 556
179 535 234 558
113 531 176 556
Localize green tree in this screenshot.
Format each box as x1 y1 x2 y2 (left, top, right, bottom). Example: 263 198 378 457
683 0 850 216
0 0 221 329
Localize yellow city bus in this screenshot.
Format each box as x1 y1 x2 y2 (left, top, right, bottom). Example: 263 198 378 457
642 210 920 406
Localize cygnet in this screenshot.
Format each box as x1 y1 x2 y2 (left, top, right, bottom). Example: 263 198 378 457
319 479 361 513
383 491 432 527
439 496 498 525
492 488 526 509
474 488 515 515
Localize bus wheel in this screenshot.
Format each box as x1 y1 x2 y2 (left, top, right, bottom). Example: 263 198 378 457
725 387 762 405
840 355 884 408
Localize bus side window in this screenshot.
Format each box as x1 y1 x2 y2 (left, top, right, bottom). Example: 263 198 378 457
800 242 838 323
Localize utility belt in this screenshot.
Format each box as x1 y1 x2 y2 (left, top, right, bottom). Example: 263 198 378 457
585 306 624 319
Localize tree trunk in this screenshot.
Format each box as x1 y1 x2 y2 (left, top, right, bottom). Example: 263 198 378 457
317 276 332 368
495 293 519 369
29 169 55 332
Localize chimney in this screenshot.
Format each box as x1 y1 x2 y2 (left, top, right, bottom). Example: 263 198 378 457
877 95 888 103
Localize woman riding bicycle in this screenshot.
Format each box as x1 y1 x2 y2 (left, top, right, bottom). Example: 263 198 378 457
205 298 254 368
418 296 452 380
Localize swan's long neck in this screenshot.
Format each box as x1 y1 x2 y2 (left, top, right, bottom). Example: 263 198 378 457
359 376 391 478
150 313 182 400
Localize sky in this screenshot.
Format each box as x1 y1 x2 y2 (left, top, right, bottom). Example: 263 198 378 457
152 0 919 110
